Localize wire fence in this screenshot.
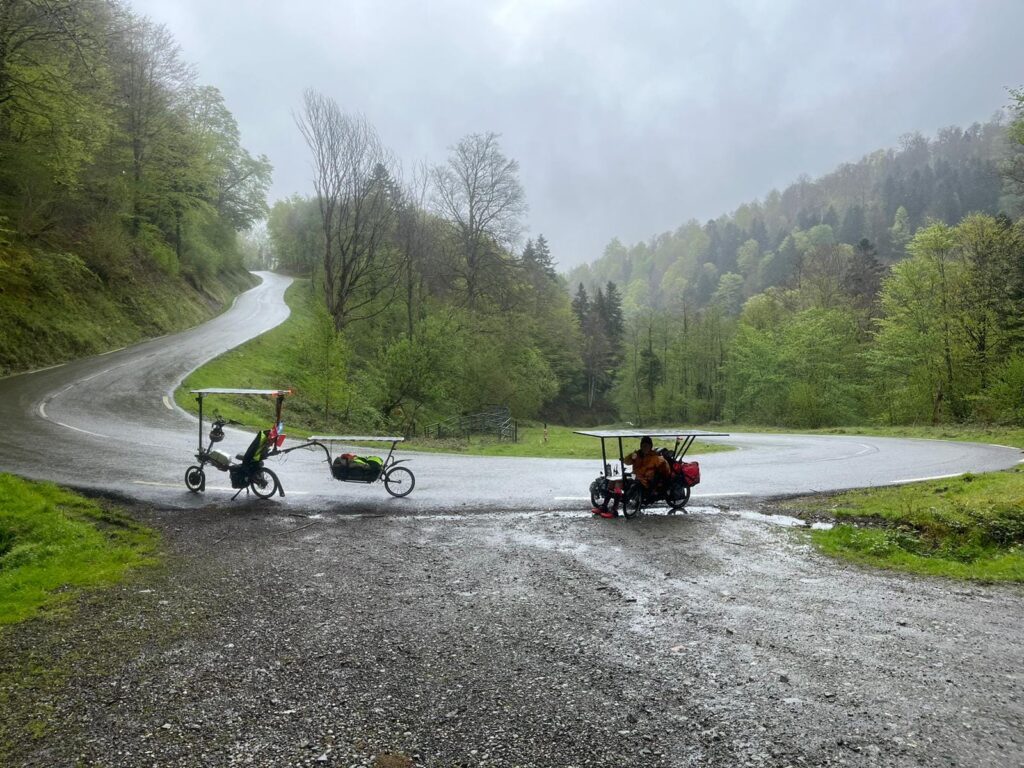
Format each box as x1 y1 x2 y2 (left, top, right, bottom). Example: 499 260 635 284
419 406 517 442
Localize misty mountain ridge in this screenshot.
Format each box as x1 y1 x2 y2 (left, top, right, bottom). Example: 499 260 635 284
568 118 1013 313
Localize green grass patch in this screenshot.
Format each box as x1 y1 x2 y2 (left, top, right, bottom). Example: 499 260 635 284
395 423 732 458
175 279 333 434
790 468 1024 581
0 474 159 625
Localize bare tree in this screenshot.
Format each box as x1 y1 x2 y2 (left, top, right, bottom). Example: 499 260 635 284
394 160 434 337
296 89 401 330
431 132 526 308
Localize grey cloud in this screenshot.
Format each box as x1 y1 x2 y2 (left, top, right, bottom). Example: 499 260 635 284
132 0 1024 268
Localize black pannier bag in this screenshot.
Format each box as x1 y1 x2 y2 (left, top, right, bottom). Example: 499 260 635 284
331 454 383 482
229 466 248 489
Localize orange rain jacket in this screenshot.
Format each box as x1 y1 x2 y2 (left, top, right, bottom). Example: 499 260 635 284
624 449 671 488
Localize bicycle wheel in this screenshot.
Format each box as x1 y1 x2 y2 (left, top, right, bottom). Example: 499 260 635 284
666 481 691 511
589 477 607 508
622 485 643 519
185 465 205 492
384 466 415 498
249 467 279 499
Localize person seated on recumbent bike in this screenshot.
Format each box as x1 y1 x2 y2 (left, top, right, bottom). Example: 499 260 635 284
593 436 671 518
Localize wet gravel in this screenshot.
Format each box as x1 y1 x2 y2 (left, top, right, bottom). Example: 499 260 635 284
2 501 1023 767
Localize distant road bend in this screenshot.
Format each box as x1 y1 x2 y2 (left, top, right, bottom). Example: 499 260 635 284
0 271 1020 512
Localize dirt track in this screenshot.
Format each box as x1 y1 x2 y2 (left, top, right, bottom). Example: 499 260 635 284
3 502 1023 767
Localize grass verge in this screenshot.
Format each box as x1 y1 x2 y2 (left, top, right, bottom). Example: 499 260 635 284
782 467 1024 581
175 282 731 458
0 474 159 625
393 424 732 458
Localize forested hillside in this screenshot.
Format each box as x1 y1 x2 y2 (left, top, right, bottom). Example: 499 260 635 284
0 0 270 375
568 120 1010 312
258 87 1024 436
569 100 1024 427
256 94 582 432
258 92 1024 434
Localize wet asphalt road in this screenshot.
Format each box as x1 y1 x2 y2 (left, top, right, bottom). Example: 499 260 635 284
2 273 1024 767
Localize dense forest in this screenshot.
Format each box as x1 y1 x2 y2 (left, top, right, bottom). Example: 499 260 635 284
0 0 269 374
262 90 1024 433
567 102 1024 427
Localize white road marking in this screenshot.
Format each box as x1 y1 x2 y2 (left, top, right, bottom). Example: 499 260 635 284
0 361 66 380
162 396 173 410
553 496 590 501
55 421 109 439
98 346 126 356
890 473 962 485
38 401 47 418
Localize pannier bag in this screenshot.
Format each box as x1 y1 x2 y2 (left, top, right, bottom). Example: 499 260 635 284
331 453 384 482
229 466 248 489
680 461 700 486
208 449 232 471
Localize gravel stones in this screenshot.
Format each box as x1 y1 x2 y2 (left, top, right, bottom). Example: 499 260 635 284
2 501 1023 766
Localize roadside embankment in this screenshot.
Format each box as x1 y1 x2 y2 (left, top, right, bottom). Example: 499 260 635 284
0 245 256 377
773 464 1024 581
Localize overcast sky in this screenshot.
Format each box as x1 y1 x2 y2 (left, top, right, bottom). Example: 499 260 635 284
132 0 1024 269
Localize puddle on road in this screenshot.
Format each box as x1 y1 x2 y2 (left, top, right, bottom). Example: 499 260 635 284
702 508 834 530
316 505 833 530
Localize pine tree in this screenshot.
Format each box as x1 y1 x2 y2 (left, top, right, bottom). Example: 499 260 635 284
571 283 590 324
532 234 557 280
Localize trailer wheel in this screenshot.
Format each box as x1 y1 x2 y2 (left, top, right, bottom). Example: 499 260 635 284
384 466 415 498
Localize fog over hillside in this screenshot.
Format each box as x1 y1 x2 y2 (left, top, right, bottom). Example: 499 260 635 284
132 0 1024 267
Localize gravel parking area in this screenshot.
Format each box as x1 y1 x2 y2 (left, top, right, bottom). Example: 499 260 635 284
2 502 1023 767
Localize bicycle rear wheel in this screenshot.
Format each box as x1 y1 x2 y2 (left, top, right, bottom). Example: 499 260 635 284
250 467 279 499
384 466 415 498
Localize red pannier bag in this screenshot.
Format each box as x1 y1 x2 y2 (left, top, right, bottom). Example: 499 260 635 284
680 461 700 486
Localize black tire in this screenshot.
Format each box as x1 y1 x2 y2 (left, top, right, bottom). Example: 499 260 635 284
622 485 643 519
250 467 279 499
185 465 205 492
666 481 691 511
384 466 415 498
589 477 607 508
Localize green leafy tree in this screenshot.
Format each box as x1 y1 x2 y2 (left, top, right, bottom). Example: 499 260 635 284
889 206 912 259
1002 86 1024 211
870 223 967 423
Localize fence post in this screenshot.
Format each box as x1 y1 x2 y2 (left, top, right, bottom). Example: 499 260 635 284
514 419 518 443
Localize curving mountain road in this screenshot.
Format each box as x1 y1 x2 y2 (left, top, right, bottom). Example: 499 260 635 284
0 271 1020 512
